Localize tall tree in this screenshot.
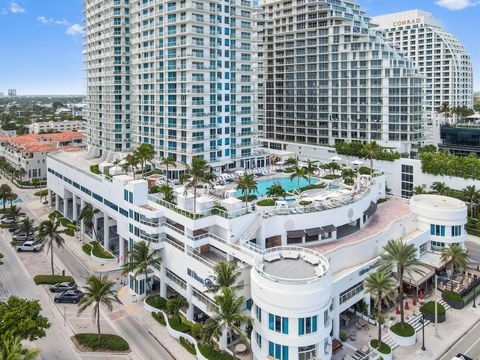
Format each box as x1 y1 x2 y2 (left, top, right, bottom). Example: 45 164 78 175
378 239 424 326
78 203 100 241
364 141 383 171
16 217 36 240
284 157 298 167
289 165 307 191
166 296 188 322
160 157 176 184
77 275 120 344
158 184 175 203
304 160 318 184
184 157 215 213
0 336 40 360
462 185 479 218
200 287 251 359
122 240 162 293
0 184 12 210
266 183 287 200
364 272 395 349
431 181 450 196
441 245 469 287
122 153 140 179
136 143 156 177
7 205 24 223
206 261 242 294
412 186 426 195
236 173 257 212
35 218 65 275
438 102 451 123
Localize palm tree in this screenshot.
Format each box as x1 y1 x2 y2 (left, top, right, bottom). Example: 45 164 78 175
201 287 251 359
77 274 120 344
184 157 215 213
206 261 242 293
266 182 286 200
412 186 426 195
236 174 257 212
35 218 65 275
304 160 318 184
122 152 140 179
284 157 298 167
0 184 12 210
364 271 395 349
431 181 450 196
16 217 36 240
166 296 188 321
462 185 479 218
364 141 383 171
438 102 451 124
378 239 424 326
441 245 469 287
7 205 25 223
341 168 355 182
7 192 18 207
160 157 176 184
122 240 161 294
78 203 100 241
289 165 307 191
158 184 175 203
136 143 156 177
1 336 39 360
17 168 27 181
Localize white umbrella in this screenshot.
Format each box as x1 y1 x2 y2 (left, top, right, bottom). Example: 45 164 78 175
351 160 363 166
331 156 342 162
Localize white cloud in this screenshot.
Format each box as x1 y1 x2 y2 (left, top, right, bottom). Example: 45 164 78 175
66 24 83 36
436 0 478 10
1 1 25 14
37 16 83 36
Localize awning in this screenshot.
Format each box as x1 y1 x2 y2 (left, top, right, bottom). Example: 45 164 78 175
364 202 377 217
287 230 305 238
322 225 337 233
420 251 447 270
402 264 435 287
305 227 324 236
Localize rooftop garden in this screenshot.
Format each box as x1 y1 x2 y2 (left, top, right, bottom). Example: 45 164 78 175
335 141 401 161
420 149 480 180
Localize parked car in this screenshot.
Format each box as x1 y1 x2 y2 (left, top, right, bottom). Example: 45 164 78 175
49 281 77 293
8 227 18 233
453 354 473 360
1 214 12 220
1 218 15 225
12 233 32 242
16 241 40 252
54 290 83 304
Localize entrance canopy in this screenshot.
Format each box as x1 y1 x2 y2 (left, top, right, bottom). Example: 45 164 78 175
402 264 435 287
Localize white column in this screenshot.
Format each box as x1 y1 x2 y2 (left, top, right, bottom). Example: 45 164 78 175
103 214 110 251
55 194 60 211
47 189 52 206
63 197 68 218
186 284 194 321
72 194 78 221
160 265 167 298
119 236 125 264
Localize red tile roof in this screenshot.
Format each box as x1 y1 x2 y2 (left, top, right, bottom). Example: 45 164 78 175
1 131 85 153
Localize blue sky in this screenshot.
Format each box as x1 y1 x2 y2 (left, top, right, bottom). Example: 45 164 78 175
0 0 478 95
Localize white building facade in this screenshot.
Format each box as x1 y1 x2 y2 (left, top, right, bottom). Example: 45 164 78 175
259 0 425 155
47 150 468 360
30 121 86 134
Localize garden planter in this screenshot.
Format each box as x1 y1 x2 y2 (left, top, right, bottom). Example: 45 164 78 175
389 324 416 347
421 311 446 323
369 340 392 360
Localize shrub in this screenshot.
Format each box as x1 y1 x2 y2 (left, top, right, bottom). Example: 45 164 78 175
89 241 115 259
149 185 161 194
198 344 234 360
146 294 168 310
152 311 166 326
442 290 462 302
179 337 196 355
298 182 327 192
74 333 129 351
257 199 275 206
322 174 340 180
191 323 202 340
335 142 401 161
82 243 92 255
168 316 192 334
420 152 480 180
299 200 312 206
64 228 75 237
283 167 294 173
212 204 227 212
236 194 257 202
370 340 391 354
390 322 415 337
420 301 445 315
90 165 101 175
34 275 74 285
359 166 372 175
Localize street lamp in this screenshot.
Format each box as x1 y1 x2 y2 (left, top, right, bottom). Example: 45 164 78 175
473 278 477 308
420 314 426 351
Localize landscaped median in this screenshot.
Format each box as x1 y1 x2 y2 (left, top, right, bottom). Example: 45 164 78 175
420 301 446 323
82 241 117 263
143 295 234 360
34 274 74 285
369 339 392 360
389 322 416 347
71 333 130 353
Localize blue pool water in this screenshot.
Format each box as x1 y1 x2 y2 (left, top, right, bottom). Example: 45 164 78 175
328 185 341 190
235 177 317 197
0 198 22 206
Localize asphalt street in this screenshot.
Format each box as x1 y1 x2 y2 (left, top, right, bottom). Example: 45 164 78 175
439 320 480 360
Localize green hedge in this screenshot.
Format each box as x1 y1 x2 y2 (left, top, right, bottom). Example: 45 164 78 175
236 194 258 202
198 344 234 360
369 340 391 354
420 152 480 180
335 142 401 161
299 200 312 206
146 294 168 310
322 174 340 180
390 322 415 337
442 290 462 302
34 275 74 285
74 333 129 352
180 337 197 355
89 241 115 259
169 316 192 333
420 301 445 315
257 199 275 206
298 182 327 192
152 311 166 326
90 165 101 175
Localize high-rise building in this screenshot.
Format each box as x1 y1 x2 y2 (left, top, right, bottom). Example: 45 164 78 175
84 0 265 171
372 10 474 120
259 0 425 154
7 89 17 97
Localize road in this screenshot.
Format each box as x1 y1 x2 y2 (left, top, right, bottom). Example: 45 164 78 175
439 320 480 360
0 230 80 360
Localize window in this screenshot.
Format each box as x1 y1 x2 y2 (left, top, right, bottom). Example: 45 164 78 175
419 242 428 255
298 345 316 360
431 241 445 251
431 224 445 236
255 332 262 348
298 316 318 335
255 305 262 322
269 313 288 334
451 225 462 237
269 342 288 360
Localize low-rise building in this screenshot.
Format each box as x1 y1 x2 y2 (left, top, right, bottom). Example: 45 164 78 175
29 120 86 134
47 150 467 360
0 132 85 180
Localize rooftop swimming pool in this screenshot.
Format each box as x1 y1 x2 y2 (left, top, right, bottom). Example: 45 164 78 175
234 176 318 197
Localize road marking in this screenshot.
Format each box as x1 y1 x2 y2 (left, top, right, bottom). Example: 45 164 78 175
464 327 480 355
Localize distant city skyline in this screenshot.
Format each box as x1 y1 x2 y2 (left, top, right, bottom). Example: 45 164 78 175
0 0 478 94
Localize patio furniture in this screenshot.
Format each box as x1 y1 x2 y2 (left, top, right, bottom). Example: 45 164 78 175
235 343 247 353
332 339 343 352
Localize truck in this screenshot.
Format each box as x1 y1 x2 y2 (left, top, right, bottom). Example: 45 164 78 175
16 241 40 253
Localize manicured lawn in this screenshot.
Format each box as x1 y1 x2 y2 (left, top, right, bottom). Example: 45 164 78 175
34 275 74 285
84 241 115 259
145 294 167 310
168 316 192 333
198 344 234 360
369 340 391 354
256 199 275 206
390 322 415 337
180 337 196 355
74 333 129 352
420 301 445 315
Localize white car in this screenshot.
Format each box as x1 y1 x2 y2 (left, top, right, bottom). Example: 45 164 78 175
1 218 15 225
16 241 40 252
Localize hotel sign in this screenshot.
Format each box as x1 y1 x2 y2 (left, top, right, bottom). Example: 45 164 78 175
392 18 422 27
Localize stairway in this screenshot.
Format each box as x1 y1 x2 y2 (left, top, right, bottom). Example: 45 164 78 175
237 214 263 245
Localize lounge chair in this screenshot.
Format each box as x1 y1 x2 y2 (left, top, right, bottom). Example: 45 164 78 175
283 251 300 260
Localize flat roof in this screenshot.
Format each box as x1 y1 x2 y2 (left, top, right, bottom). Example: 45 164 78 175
263 258 316 280
49 150 102 174
411 194 466 210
